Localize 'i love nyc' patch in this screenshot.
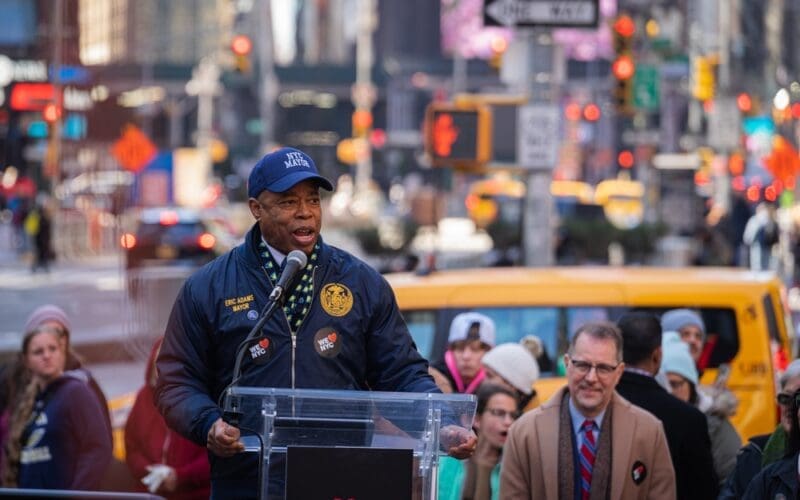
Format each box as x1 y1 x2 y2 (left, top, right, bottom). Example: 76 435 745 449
247 337 273 365
313 327 342 358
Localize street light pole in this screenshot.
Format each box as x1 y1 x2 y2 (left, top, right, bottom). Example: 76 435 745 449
45 0 64 196
353 0 376 194
193 59 220 152
257 0 278 153
521 30 557 267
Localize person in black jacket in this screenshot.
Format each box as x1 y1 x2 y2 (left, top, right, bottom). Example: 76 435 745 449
742 387 800 499
719 359 800 499
615 311 718 500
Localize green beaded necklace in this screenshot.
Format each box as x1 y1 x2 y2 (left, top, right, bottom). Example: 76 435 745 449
258 240 319 333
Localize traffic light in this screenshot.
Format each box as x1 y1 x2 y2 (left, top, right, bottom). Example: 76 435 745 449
231 34 252 73
424 103 492 168
583 103 601 122
736 92 752 113
488 35 508 70
351 109 373 137
611 14 636 114
336 138 369 164
618 150 634 169
42 102 61 123
691 55 715 102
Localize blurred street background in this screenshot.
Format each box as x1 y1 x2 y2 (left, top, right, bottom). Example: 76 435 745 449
2 0 800 401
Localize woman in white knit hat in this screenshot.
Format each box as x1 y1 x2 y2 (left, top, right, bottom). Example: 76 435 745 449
480 341 541 411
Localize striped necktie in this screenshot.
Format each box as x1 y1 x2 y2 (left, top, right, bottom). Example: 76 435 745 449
579 419 597 500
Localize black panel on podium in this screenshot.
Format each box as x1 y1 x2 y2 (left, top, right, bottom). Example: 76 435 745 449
286 446 412 500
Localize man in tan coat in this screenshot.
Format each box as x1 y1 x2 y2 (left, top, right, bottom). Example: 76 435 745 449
500 321 676 500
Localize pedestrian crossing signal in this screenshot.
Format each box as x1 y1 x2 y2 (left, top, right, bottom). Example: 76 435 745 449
424 103 492 168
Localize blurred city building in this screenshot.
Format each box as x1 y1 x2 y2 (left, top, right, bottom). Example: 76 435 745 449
0 0 798 268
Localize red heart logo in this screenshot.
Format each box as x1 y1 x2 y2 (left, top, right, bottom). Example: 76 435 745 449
259 338 269 348
327 332 337 343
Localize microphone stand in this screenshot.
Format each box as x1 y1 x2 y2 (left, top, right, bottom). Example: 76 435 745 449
223 293 284 426
219 250 306 500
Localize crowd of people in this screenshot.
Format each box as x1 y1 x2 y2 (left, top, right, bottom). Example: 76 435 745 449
436 307 787 499
4 146 799 499
7 300 788 499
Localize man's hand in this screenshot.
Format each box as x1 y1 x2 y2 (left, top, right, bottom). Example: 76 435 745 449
207 417 245 457
440 425 477 460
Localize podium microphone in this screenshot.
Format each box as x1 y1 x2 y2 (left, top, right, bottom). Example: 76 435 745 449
270 250 308 302
223 249 308 425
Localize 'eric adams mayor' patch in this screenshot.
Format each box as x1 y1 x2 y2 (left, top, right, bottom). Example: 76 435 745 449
320 283 353 317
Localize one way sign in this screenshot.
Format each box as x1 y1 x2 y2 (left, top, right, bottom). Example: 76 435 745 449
484 0 599 28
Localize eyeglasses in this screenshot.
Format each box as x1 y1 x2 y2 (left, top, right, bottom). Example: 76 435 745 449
776 391 800 407
485 408 520 420
569 358 619 377
777 392 793 406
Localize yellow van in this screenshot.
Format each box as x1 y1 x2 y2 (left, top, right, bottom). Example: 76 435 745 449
386 266 794 441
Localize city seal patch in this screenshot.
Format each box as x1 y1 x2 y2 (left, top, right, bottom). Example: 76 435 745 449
320 283 353 317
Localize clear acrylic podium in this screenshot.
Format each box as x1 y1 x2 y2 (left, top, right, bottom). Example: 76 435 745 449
226 386 477 500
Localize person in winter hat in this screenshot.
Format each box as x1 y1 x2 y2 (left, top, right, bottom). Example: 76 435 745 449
661 308 706 365
481 342 540 411
661 331 741 487
22 305 71 337
16 305 111 434
430 312 496 394
6 305 131 489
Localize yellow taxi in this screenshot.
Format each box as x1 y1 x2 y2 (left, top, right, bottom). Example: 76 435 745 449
386 266 793 441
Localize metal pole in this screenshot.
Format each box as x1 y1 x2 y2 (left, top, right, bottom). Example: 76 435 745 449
522 30 556 267
715 0 732 212
47 0 64 196
452 51 467 95
353 0 376 194
258 0 278 153
195 59 219 152
687 22 703 135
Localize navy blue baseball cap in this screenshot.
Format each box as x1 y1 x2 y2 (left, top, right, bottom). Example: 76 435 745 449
247 147 334 198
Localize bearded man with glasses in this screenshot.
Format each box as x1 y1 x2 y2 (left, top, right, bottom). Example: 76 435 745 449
500 321 676 500
742 385 800 498
720 359 800 499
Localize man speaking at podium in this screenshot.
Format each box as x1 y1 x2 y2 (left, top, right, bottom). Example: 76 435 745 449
154 147 475 499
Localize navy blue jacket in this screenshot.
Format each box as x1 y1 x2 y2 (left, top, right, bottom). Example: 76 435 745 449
718 433 770 499
17 373 113 490
742 452 799 499
155 226 438 491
